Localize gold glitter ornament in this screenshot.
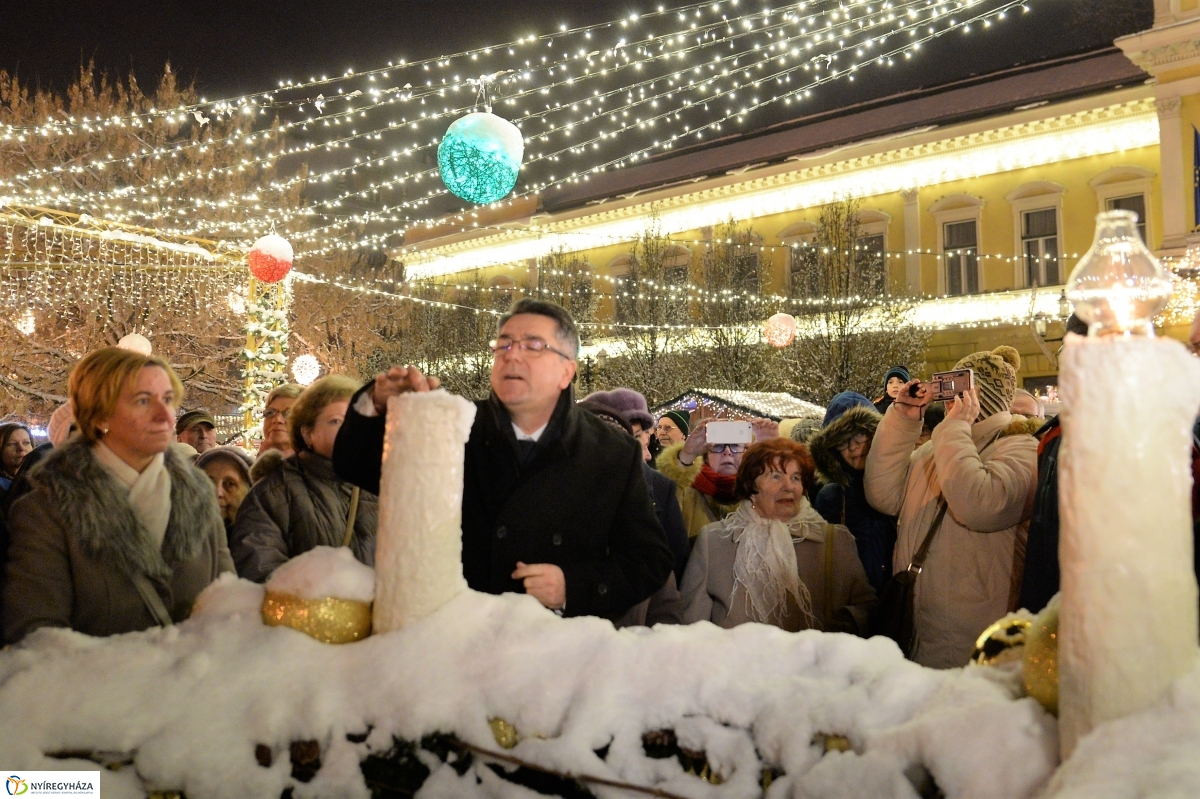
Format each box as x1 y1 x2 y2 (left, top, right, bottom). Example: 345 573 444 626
261 591 372 644
1022 596 1059 715
489 718 519 749
970 615 1031 666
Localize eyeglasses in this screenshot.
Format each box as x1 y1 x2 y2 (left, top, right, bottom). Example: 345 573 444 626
708 443 746 454
263 408 292 421
837 434 869 452
488 336 573 360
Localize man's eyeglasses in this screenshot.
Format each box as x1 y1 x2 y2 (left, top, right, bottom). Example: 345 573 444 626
488 337 573 360
708 443 746 454
263 408 292 421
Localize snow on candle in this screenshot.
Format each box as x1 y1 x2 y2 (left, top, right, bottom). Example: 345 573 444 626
373 389 477 634
1056 335 1200 757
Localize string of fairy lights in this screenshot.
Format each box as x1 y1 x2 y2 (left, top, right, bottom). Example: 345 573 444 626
8 0 1004 243
1 0 1032 259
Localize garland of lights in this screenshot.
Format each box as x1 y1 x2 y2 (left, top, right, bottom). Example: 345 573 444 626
1 0 1031 256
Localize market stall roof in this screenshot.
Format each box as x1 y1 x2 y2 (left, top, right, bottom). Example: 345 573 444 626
653 388 825 423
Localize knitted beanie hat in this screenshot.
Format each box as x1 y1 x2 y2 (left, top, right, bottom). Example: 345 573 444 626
659 410 691 437
822 391 876 428
953 345 1021 420
883 365 911 388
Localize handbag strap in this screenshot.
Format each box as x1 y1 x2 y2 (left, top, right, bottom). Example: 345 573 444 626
130 572 173 627
342 486 361 548
906 424 1007 574
823 524 836 618
907 499 947 574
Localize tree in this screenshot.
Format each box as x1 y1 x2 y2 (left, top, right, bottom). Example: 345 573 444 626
773 199 928 403
601 217 698 405
691 220 776 390
0 63 299 419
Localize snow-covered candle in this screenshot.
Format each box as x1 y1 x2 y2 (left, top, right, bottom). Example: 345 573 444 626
373 389 477 634
1057 335 1200 757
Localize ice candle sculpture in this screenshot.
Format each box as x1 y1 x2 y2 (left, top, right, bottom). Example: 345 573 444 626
372 390 477 634
1057 210 1200 757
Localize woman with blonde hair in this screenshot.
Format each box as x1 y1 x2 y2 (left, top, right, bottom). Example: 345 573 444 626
229 375 378 582
3 348 232 642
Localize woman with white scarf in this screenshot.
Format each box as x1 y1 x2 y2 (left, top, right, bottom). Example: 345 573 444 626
3 348 232 642
680 438 877 634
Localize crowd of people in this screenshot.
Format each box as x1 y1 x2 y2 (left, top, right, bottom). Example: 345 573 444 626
1 297 1189 672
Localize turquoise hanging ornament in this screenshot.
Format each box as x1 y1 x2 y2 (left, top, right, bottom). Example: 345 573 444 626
438 76 524 205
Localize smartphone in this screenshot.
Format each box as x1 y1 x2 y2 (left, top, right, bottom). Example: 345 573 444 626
928 368 974 402
706 420 754 445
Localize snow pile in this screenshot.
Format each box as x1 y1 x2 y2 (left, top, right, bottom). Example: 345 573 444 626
263 546 376 603
0 580 1065 799
1042 657 1200 798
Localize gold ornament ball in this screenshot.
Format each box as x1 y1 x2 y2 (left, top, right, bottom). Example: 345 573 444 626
1022 597 1059 715
262 591 372 644
970 615 1031 666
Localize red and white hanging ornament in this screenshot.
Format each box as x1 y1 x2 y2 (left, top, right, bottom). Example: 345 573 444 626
247 233 294 283
763 312 798 348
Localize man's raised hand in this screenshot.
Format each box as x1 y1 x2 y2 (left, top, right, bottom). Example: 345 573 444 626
371 365 442 414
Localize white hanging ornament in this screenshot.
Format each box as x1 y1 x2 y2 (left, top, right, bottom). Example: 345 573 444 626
117 333 153 355
248 233 294 284
763 313 798 348
292 354 321 386
438 77 524 205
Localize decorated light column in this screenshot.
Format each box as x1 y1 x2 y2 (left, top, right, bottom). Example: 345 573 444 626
240 234 294 433
1057 210 1200 757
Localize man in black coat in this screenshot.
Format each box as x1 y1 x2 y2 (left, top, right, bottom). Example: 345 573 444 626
333 299 673 619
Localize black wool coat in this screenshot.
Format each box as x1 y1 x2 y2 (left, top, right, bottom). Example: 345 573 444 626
333 385 673 619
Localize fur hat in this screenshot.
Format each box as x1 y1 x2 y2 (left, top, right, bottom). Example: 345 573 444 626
577 399 634 435
583 388 654 430
806 405 882 486
953 345 1021 420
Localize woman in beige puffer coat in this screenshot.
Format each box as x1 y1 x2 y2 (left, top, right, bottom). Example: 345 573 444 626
864 346 1039 668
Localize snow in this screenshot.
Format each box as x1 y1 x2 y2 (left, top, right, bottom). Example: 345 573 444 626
248 233 293 263
263 546 375 603
0 578 1067 799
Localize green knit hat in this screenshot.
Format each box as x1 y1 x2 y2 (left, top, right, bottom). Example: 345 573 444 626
660 410 691 437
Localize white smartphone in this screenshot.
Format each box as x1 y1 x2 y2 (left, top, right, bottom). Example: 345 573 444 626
706 420 754 445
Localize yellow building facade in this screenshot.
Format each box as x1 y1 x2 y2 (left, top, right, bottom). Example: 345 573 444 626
399 7 1200 397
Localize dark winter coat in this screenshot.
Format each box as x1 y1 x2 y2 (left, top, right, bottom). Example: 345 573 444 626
3 438 233 643
643 462 690 584
333 385 673 619
807 406 898 595
1018 416 1062 614
228 451 377 583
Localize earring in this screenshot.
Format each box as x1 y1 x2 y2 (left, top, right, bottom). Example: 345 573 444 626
102 427 109 435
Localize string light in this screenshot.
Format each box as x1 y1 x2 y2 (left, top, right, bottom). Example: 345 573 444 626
2 0 1028 257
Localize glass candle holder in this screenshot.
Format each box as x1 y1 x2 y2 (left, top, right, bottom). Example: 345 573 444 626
1065 210 1172 337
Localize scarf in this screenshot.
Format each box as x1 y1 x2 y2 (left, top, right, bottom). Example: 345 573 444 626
724 500 822 628
692 464 739 504
93 442 172 549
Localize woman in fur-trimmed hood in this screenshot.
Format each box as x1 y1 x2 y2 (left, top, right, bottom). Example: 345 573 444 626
3 348 233 643
807 402 897 595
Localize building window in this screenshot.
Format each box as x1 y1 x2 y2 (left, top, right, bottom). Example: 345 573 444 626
1022 208 1060 287
944 220 979 295
614 273 634 323
734 252 760 294
856 234 886 294
1106 194 1147 243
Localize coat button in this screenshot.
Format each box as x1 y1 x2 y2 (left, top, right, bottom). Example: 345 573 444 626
597 583 608 596
552 533 563 546
496 526 508 539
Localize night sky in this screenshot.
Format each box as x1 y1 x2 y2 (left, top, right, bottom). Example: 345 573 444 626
1 0 1153 109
